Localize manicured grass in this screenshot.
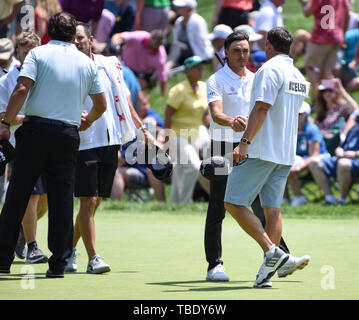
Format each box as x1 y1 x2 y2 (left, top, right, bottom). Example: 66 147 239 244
2 0 359 303
1 208 358 300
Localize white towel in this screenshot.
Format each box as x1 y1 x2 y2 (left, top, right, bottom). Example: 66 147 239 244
95 54 136 145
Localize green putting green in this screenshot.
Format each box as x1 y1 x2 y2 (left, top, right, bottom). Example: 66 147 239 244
1 208 358 300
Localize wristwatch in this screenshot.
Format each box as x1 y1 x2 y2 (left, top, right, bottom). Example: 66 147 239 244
1 119 10 127
240 137 251 145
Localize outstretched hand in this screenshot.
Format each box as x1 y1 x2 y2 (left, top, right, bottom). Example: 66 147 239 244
231 115 247 132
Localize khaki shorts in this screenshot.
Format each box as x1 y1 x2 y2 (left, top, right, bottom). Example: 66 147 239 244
305 41 340 76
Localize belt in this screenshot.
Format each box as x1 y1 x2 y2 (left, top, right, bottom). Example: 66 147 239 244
24 116 77 128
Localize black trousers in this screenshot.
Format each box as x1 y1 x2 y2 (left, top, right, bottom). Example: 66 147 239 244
204 140 290 271
218 8 250 30
0 119 79 272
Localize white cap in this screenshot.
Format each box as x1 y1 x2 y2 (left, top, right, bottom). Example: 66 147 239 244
299 101 311 115
209 24 233 40
0 38 14 60
233 24 263 42
172 0 197 8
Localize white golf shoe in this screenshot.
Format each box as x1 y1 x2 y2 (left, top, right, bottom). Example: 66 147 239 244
206 264 230 282
86 254 111 274
277 254 310 278
253 246 289 288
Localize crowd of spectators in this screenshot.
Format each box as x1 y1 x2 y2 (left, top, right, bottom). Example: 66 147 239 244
1 0 359 206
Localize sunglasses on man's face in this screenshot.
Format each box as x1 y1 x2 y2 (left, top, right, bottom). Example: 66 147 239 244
322 89 335 93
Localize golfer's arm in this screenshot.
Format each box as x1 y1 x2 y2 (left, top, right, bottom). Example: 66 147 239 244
0 112 24 125
242 101 271 141
209 100 234 126
3 77 33 124
88 92 107 123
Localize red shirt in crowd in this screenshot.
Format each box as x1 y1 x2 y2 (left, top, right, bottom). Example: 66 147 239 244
309 0 350 46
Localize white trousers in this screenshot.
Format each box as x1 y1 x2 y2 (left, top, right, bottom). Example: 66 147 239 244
169 136 204 204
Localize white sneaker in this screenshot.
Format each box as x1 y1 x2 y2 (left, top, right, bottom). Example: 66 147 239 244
277 254 310 278
206 264 229 281
291 195 308 206
64 248 78 272
86 254 111 274
253 279 272 288
253 246 289 287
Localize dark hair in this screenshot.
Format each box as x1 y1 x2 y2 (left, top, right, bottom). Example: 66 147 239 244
224 31 249 50
76 21 92 38
48 12 77 42
266 27 293 54
150 29 165 45
315 87 340 122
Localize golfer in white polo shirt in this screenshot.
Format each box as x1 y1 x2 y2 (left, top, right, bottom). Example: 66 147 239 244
224 27 311 288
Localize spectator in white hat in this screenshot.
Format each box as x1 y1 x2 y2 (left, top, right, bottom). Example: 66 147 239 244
233 24 264 72
166 0 214 71
234 24 263 43
209 24 233 71
0 38 19 78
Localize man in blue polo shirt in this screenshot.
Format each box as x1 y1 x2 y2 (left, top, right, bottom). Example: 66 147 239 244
0 12 107 278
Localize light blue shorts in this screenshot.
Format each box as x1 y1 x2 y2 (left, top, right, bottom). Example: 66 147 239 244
224 158 291 209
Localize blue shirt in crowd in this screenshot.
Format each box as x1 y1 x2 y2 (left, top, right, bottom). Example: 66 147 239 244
297 121 328 157
105 0 135 35
121 61 141 107
144 108 164 128
341 122 359 151
342 28 359 75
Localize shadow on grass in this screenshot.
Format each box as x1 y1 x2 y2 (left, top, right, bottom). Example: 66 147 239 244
148 280 252 292
0 271 95 281
147 279 303 292
0 273 49 281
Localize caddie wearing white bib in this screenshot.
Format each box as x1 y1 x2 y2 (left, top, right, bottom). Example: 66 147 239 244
224 27 311 288
65 23 151 275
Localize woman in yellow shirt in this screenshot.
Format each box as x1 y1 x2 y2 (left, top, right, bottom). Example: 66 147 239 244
165 56 210 203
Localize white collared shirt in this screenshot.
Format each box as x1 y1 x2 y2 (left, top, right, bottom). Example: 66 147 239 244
252 0 284 51
248 54 310 165
0 66 22 146
0 58 20 78
253 0 283 33
79 54 130 150
207 64 254 142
